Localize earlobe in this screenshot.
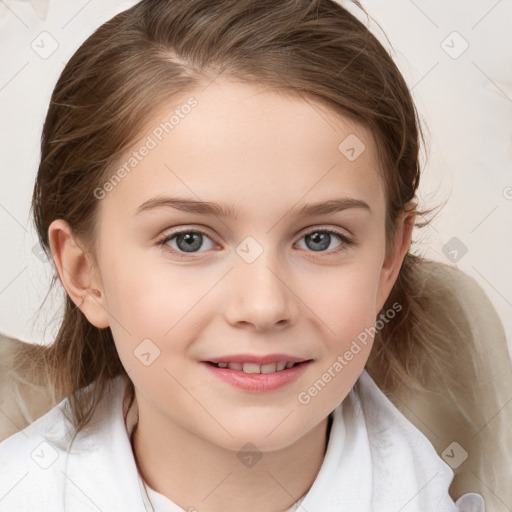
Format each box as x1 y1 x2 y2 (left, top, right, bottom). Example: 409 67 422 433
48 219 110 328
376 204 417 313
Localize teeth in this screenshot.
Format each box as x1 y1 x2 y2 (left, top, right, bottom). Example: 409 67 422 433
242 363 261 374
216 361 300 373
261 363 277 374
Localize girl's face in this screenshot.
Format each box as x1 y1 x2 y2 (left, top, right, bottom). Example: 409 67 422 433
72 80 406 452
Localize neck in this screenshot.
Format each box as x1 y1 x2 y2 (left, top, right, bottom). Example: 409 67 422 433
130 407 330 512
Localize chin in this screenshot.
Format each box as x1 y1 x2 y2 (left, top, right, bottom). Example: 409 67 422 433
210 421 308 454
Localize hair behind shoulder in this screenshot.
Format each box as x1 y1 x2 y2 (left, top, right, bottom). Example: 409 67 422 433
367 254 512 505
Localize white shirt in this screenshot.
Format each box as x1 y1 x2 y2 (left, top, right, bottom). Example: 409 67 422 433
0 369 482 511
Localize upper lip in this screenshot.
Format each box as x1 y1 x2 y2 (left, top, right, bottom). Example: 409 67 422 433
204 354 310 365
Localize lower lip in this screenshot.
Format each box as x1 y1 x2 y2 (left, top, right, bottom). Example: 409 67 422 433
202 361 311 392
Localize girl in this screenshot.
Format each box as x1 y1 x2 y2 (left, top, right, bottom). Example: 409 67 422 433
0 0 510 510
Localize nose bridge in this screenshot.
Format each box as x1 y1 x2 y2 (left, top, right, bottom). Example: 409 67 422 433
224 235 296 330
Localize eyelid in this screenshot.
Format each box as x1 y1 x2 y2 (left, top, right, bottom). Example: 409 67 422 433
296 224 353 240
158 226 214 241
158 224 352 241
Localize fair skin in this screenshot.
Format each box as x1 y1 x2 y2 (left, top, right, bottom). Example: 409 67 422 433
49 80 415 512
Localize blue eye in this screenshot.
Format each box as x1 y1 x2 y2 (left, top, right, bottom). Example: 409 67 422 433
296 229 351 252
157 227 353 259
160 230 215 255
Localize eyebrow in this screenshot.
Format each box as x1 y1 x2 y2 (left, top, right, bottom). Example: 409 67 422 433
135 196 371 219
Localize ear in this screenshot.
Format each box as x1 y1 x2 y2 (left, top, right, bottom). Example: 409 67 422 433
375 203 417 314
48 219 110 328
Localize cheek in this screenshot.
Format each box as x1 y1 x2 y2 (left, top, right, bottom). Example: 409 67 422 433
306 256 384 328
293 266 382 412
99 257 194 364
297 251 385 393
314 277 379 370
102 265 202 408
101 235 205 323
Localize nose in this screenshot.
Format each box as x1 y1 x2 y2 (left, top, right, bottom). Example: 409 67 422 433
223 250 298 332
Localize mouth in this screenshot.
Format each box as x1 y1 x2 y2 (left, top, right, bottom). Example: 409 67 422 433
201 356 313 392
204 360 307 374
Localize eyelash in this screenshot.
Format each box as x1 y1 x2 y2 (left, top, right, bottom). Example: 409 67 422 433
156 226 354 260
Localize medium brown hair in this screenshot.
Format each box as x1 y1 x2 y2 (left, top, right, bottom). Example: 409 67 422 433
25 0 465 437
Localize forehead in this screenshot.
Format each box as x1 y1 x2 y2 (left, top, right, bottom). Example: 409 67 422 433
100 80 385 219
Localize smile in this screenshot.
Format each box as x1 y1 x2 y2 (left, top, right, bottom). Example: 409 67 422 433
207 361 299 373
202 359 312 392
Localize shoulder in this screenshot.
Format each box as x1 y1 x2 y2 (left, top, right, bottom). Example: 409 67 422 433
378 261 512 507
0 395 73 510
355 368 454 470
0 375 144 512
353 369 458 510
0 334 58 441
303 373 457 511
